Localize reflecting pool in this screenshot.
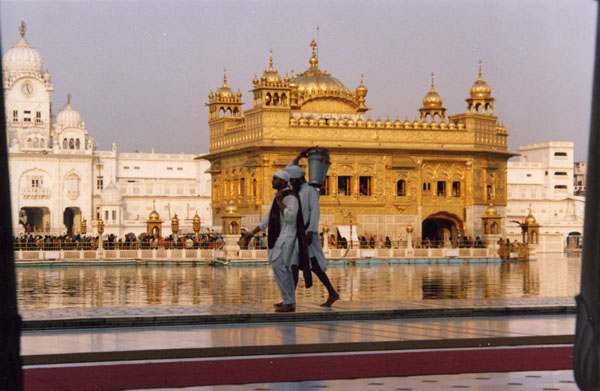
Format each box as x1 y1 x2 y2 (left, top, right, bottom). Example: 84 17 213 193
16 254 581 310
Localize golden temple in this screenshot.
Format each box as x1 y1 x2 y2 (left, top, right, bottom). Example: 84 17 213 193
203 41 514 243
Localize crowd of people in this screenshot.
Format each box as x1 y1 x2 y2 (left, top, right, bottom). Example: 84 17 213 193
13 233 227 251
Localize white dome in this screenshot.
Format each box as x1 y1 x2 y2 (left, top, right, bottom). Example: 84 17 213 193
56 96 83 128
2 22 43 76
101 182 122 204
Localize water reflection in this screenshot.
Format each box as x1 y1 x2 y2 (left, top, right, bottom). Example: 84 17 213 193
16 255 580 310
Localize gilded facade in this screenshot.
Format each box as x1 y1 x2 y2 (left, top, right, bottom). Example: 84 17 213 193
203 41 514 243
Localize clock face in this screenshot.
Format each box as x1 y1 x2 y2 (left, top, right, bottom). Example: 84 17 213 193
21 81 34 97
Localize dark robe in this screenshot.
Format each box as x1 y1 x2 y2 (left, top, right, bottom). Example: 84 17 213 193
267 189 312 288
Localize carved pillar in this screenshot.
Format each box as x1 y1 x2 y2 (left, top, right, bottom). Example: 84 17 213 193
574 7 600 388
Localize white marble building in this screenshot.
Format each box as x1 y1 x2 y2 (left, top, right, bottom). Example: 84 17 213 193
506 141 584 251
4 21 212 237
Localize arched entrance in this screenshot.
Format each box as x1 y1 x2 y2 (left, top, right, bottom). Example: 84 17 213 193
19 207 50 233
422 212 463 245
567 231 583 249
63 207 81 236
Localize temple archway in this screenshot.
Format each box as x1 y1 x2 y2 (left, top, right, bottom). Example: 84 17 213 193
422 212 463 244
19 207 50 233
63 207 81 236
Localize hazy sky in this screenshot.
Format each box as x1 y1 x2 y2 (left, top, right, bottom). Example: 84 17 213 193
1 0 596 161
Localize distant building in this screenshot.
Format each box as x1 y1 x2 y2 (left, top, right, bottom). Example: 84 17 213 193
506 141 584 251
574 161 587 196
3 21 212 237
203 40 514 243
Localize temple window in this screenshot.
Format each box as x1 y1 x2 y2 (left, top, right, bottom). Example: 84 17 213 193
359 176 372 196
487 184 494 200
69 138 74 149
452 181 461 197
105 210 109 220
397 180 406 196
96 207 100 220
437 181 446 196
320 176 330 196
24 110 31 122
240 177 245 196
554 171 567 176
13 110 18 122
491 222 498 234
273 94 280 106
112 210 117 220
423 182 431 192
29 175 42 188
338 176 352 196
252 178 257 197
96 176 104 190
76 139 80 149
36 111 42 124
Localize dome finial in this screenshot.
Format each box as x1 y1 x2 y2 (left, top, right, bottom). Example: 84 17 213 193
223 67 228 87
309 39 319 69
478 60 483 79
67 94 71 106
20 19 25 38
269 49 273 69
431 72 435 89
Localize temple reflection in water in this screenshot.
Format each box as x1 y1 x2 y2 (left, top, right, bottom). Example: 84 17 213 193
17 255 580 310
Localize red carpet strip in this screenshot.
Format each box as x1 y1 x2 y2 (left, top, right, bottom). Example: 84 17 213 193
24 346 573 391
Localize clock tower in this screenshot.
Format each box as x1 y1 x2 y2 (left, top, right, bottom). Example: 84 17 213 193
2 19 54 151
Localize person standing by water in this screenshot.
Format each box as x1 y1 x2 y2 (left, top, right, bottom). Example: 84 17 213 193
286 150 340 307
244 171 311 312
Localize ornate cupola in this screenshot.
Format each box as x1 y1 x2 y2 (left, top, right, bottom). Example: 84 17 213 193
290 39 369 114
206 68 243 121
251 50 290 108
466 60 495 115
419 72 446 122
2 19 49 87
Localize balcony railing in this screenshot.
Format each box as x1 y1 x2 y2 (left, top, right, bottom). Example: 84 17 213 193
22 187 51 198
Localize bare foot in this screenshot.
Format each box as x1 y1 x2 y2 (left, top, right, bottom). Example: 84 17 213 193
320 294 340 307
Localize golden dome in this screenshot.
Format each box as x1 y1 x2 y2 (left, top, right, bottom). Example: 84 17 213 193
525 212 537 225
293 40 349 95
484 203 498 217
148 202 161 222
422 73 443 108
224 203 238 215
261 49 282 84
470 61 492 98
216 68 234 98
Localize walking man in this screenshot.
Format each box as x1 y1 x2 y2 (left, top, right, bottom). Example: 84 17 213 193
286 151 340 307
244 171 311 312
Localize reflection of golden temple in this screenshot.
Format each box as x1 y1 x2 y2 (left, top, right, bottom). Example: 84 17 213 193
203 41 515 242
146 200 162 237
